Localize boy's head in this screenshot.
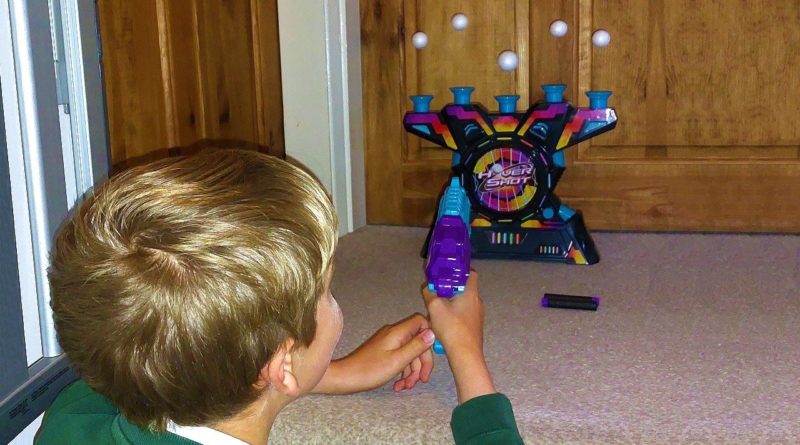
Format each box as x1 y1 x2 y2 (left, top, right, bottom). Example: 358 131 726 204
49 149 340 429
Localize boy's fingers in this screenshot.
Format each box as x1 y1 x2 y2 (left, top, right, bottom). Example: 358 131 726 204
392 313 430 340
395 328 435 368
404 357 422 389
465 270 479 292
420 283 439 305
419 347 434 382
422 270 478 304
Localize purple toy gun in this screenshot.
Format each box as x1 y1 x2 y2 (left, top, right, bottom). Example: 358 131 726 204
425 177 471 354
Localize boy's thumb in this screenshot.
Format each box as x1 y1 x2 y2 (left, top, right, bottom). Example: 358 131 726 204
399 329 436 360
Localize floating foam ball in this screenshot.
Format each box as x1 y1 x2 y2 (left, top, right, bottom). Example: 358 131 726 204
412 32 428 49
592 29 611 47
550 20 568 37
451 13 468 31
497 50 519 72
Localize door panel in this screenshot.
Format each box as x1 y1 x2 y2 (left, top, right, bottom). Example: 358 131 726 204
362 0 800 232
564 0 800 232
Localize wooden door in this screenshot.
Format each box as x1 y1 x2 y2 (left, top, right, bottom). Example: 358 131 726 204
361 0 800 232
98 0 285 170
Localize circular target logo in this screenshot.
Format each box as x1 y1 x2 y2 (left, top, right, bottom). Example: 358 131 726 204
472 148 537 213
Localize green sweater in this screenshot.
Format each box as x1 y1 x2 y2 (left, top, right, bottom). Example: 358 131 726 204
36 380 523 444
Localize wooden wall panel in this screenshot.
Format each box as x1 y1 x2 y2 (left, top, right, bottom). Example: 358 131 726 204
157 0 204 147
404 0 526 163
98 0 171 167
361 0 405 224
194 1 257 141
98 0 284 170
251 0 285 152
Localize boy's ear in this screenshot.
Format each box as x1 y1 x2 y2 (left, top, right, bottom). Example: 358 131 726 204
259 339 300 398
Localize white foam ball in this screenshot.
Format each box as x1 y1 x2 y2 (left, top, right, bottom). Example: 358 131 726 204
497 50 519 72
412 31 428 49
549 20 568 37
592 29 611 47
451 13 468 31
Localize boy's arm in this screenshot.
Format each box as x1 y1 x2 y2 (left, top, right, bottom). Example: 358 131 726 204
450 393 524 445
442 344 524 444
310 358 349 395
421 273 498 403
312 313 435 395
421 273 525 444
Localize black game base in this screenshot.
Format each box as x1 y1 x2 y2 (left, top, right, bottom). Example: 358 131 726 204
422 212 599 265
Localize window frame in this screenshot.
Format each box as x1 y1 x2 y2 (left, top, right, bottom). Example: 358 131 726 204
0 0 108 442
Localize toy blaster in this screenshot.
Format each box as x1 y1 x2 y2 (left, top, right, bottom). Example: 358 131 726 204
424 177 471 354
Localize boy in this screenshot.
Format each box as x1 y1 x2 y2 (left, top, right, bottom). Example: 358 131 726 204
37 149 522 444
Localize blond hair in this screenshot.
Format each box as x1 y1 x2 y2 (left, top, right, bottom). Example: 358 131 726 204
49 149 337 429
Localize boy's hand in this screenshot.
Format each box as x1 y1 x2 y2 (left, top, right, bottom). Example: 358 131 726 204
422 271 484 358
312 313 435 395
422 271 497 403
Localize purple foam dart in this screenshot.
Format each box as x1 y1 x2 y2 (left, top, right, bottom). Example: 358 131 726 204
425 215 470 298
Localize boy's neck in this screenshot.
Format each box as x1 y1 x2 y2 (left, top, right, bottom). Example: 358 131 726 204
212 392 290 445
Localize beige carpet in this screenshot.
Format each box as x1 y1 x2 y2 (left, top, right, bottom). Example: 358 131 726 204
271 226 800 444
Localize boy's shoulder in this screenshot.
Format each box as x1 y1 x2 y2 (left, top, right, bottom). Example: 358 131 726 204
36 379 196 445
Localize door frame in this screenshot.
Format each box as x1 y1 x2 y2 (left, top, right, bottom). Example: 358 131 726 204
277 0 366 235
